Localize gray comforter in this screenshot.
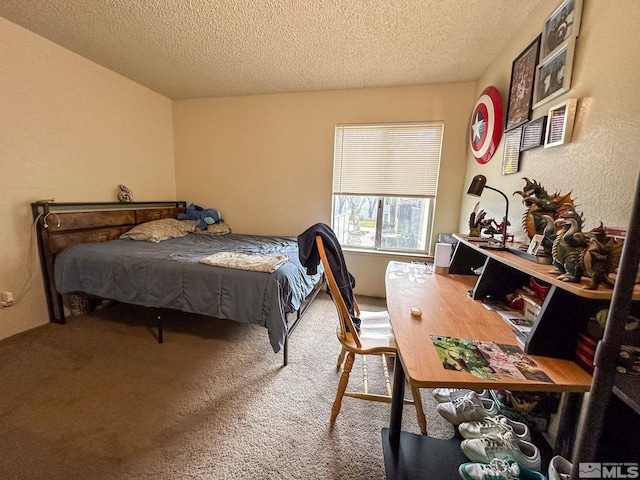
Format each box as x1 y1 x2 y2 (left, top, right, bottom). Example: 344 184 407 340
54 233 323 352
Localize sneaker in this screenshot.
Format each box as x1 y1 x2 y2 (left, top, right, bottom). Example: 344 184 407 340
437 391 499 426
458 415 531 442
460 431 542 471
549 455 572 480
518 468 547 480
433 387 490 403
458 458 520 480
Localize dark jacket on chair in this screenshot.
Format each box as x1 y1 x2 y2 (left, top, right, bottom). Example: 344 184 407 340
297 223 360 329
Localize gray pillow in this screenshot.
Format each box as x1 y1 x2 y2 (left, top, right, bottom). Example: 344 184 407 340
120 219 196 243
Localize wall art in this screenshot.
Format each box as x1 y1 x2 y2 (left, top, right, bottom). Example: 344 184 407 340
545 98 577 148
505 35 541 131
533 37 576 109
520 116 547 151
541 0 583 60
502 127 522 175
469 86 503 164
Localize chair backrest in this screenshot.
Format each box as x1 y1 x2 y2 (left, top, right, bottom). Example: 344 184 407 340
315 235 362 348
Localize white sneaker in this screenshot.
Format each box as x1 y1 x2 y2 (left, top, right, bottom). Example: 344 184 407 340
549 455 572 480
436 391 499 426
432 387 490 403
458 458 520 480
458 414 531 441
460 431 542 471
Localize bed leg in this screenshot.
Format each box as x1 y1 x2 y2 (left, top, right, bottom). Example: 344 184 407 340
157 314 163 344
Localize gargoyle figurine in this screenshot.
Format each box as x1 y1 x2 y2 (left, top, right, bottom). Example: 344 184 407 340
551 207 589 282
581 223 623 290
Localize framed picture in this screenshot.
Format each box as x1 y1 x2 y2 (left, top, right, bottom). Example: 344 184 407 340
545 98 578 148
520 116 547 151
505 35 541 131
533 37 575 109
502 127 522 175
541 0 583 60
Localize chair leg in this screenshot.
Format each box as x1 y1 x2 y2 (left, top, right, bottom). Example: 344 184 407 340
409 382 427 435
336 345 347 368
331 351 355 424
381 353 392 397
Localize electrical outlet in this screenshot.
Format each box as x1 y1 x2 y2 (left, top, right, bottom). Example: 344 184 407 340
1 291 14 307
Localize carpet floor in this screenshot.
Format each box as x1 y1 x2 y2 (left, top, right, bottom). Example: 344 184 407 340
0 295 454 480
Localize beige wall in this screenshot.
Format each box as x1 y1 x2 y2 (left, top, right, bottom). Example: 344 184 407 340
0 17 176 340
173 83 477 296
459 0 640 240
4 0 637 339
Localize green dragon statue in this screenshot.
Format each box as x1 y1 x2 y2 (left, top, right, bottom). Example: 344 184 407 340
514 178 575 253
551 206 589 282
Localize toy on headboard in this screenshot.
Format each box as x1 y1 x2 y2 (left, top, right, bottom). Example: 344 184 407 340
177 203 223 230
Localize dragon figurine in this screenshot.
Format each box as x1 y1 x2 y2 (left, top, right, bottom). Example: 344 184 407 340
514 178 575 243
468 202 487 237
581 223 624 290
551 206 589 282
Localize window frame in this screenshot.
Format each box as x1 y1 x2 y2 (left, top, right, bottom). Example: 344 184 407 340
330 122 443 255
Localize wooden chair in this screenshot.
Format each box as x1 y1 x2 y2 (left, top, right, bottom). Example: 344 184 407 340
315 236 427 434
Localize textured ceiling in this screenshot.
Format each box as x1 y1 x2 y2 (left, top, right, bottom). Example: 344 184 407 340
0 0 542 100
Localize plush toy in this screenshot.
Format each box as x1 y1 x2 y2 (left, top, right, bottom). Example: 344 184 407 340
177 203 223 230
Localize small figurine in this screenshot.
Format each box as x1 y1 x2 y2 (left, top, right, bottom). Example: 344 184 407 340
514 177 575 241
468 202 487 237
551 207 589 282
118 184 133 202
581 223 623 290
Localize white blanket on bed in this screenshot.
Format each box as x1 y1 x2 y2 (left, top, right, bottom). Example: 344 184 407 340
200 252 290 273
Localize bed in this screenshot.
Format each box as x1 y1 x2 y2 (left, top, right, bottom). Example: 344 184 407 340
32 201 324 365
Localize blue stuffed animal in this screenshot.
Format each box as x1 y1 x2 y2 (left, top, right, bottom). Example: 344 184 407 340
177 203 223 230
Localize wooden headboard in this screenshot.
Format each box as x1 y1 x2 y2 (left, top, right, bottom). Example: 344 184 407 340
31 201 187 324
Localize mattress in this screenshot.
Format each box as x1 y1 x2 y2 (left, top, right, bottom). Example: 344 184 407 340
54 233 323 352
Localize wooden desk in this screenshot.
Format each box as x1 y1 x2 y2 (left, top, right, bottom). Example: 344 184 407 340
382 260 593 479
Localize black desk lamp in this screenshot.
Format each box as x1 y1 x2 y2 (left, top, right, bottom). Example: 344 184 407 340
466 174 509 250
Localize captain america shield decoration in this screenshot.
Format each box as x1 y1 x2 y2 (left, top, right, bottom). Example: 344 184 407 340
469 86 503 164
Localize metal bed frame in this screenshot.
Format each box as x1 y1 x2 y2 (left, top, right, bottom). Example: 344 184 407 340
31 200 324 366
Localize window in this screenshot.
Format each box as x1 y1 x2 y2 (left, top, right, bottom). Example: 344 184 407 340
331 122 443 254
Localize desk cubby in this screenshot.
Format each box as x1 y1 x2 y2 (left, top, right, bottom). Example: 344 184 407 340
449 235 640 361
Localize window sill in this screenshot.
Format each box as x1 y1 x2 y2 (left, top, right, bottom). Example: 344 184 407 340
342 247 432 261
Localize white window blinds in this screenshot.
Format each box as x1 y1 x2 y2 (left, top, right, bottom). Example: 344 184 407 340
332 122 444 198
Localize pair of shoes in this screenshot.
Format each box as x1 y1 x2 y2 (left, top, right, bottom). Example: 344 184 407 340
548 455 572 480
460 431 542 471
459 414 531 442
433 387 491 403
459 458 546 480
437 391 499 426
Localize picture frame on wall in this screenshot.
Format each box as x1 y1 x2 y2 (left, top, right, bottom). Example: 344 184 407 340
545 98 578 148
505 35 541 132
520 116 547 151
502 127 522 175
533 37 575 109
541 0 583 60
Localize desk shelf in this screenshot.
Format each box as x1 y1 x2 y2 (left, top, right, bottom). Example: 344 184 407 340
449 235 640 360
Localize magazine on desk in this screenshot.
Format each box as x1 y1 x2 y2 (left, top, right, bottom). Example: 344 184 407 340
430 335 553 383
